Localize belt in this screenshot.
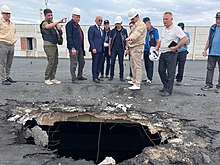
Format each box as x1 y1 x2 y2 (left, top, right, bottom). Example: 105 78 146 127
0 41 14 46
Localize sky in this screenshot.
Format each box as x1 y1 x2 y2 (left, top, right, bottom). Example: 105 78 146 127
1 0 220 26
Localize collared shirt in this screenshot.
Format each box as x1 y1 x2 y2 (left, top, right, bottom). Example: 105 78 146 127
96 24 103 36
0 17 16 45
178 31 190 52
160 24 186 53
128 20 146 48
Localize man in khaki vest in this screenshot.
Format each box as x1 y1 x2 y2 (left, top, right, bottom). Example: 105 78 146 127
0 5 16 85
126 8 146 90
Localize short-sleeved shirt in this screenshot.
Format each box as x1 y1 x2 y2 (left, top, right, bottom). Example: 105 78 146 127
209 26 220 56
111 29 123 51
42 20 56 46
160 24 186 53
178 31 190 52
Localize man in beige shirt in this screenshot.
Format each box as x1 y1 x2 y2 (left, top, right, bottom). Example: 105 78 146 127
0 5 16 85
126 8 146 90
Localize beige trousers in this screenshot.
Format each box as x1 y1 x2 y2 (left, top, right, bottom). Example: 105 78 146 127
130 45 144 87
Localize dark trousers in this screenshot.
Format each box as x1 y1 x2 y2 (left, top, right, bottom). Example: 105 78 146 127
205 55 220 88
158 52 178 94
129 55 133 77
144 50 154 81
110 50 124 78
69 48 85 80
92 53 103 80
176 50 188 82
100 48 111 76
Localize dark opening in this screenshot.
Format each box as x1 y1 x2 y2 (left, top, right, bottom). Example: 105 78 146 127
26 37 34 50
39 121 162 164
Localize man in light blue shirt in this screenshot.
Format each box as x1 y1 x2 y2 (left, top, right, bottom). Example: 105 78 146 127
176 22 190 85
201 12 220 93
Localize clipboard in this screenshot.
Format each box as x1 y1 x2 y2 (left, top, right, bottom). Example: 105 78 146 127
168 41 178 48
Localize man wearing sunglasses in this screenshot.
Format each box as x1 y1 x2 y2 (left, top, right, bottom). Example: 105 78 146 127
88 16 104 83
0 5 16 85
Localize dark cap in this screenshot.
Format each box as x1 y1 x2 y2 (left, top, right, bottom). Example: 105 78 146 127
178 22 185 30
215 12 220 18
104 20 109 24
143 17 150 23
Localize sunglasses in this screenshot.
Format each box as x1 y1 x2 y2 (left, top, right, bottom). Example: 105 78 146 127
98 19 103 22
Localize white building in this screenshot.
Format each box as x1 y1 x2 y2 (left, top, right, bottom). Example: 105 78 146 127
14 24 209 60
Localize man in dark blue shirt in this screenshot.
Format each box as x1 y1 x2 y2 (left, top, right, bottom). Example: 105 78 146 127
108 16 128 81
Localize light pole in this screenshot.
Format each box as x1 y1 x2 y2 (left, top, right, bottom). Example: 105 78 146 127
45 0 48 8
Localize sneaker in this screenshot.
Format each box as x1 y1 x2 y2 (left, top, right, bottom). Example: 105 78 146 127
128 84 140 90
215 88 220 93
51 79 61 84
108 77 113 81
128 81 134 85
100 75 104 78
105 75 109 78
176 81 182 86
126 76 132 81
2 80 11 85
45 80 53 85
7 77 16 83
142 78 147 82
146 79 152 84
201 85 212 91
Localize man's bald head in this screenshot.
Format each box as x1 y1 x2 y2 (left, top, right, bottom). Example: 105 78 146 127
95 16 103 26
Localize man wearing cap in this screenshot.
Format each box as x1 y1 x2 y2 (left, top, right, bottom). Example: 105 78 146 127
88 16 104 83
201 12 220 93
143 17 159 84
157 12 188 97
108 16 128 82
126 8 147 90
100 20 111 78
0 5 16 85
40 9 65 85
175 22 190 86
66 7 87 84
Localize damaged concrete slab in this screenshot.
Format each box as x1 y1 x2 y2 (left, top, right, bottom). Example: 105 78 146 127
0 58 220 165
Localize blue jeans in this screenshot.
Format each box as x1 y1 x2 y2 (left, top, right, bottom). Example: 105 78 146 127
110 50 124 78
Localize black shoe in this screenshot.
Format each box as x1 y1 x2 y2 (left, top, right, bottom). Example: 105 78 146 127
105 75 109 78
161 92 171 97
159 88 165 92
7 77 16 83
77 76 87 80
72 80 79 84
100 75 104 78
108 77 113 81
97 78 104 81
120 78 125 82
2 80 11 85
93 79 101 83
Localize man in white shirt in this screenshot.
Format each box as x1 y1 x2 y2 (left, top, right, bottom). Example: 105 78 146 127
156 12 188 97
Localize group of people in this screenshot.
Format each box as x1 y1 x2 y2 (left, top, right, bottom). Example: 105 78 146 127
1 4 220 97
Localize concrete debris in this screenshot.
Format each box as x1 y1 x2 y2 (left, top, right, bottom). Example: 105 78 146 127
30 126 48 147
168 138 183 144
128 97 133 99
212 133 220 149
201 153 211 164
148 99 152 102
98 157 116 165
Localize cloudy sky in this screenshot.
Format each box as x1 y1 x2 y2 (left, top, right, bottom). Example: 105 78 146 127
1 0 220 26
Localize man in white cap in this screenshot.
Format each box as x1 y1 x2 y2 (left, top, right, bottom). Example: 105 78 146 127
126 8 147 90
0 5 16 85
108 16 128 81
66 7 87 84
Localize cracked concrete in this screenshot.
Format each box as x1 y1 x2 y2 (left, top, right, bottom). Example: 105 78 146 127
0 58 220 165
